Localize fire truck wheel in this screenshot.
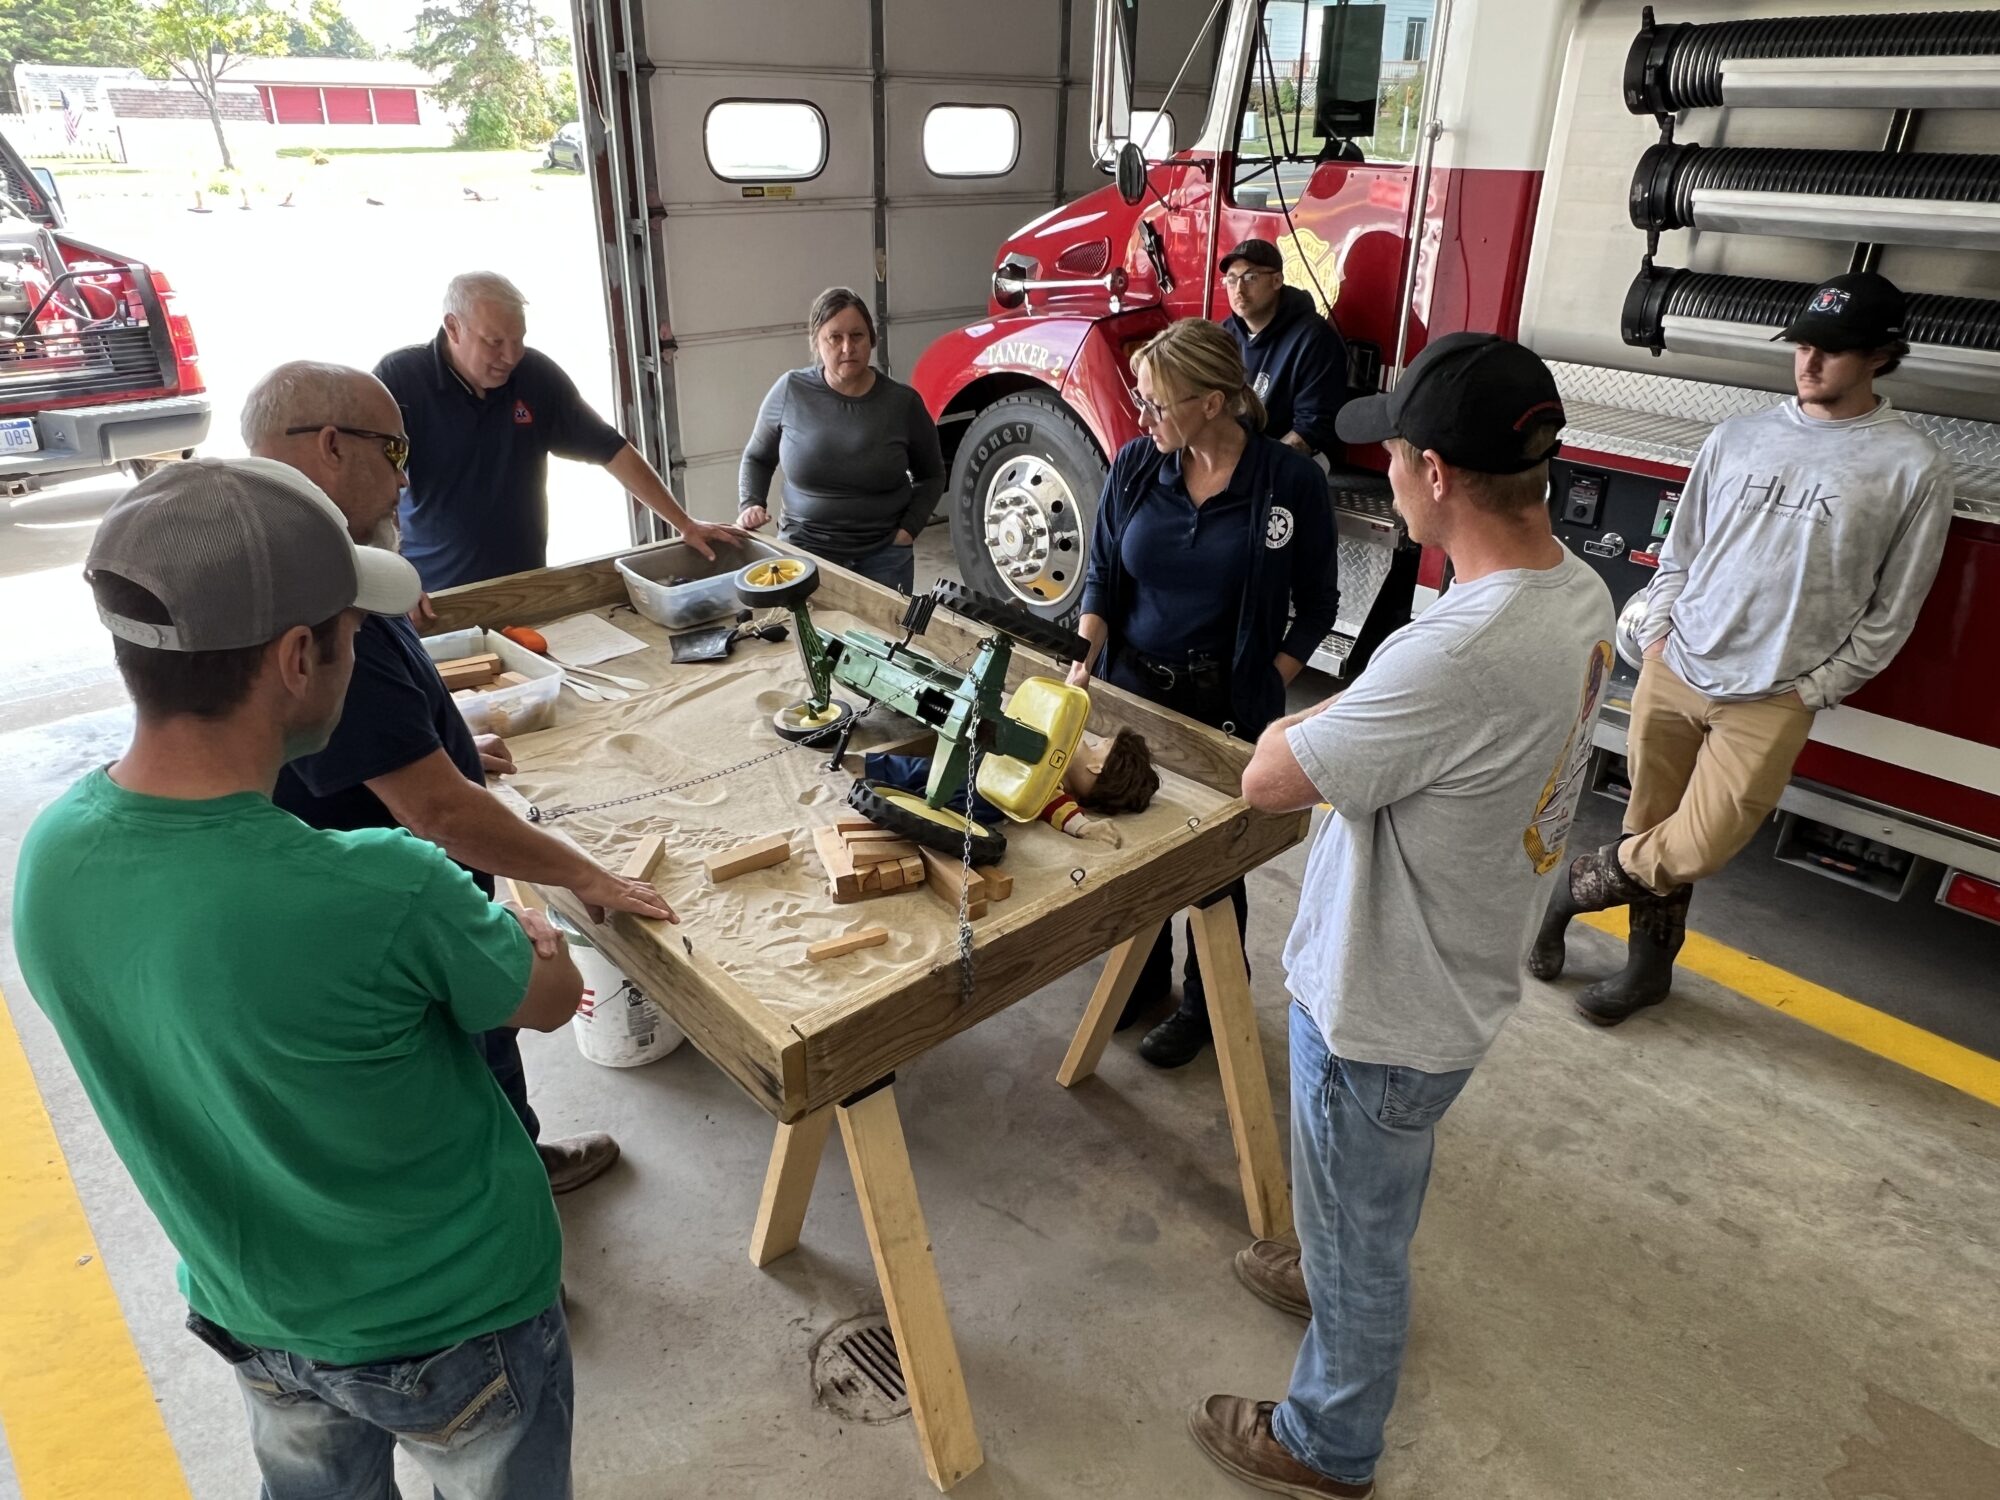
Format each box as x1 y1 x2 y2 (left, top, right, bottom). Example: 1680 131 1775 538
949 391 1105 625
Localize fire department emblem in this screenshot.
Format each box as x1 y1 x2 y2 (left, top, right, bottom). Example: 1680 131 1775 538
1276 226 1341 315
1266 507 1294 549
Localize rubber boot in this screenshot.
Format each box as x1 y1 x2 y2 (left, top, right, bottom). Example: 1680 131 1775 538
1527 839 1655 981
1577 883 1692 1026
1138 985 1212 1068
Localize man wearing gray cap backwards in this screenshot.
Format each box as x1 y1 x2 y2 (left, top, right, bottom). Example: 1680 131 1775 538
13 459 584 1497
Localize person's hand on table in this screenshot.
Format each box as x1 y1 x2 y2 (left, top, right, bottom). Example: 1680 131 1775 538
1066 657 1095 688
502 902 564 959
737 505 770 531
474 734 515 777
407 592 436 630
569 864 678 927
679 519 750 561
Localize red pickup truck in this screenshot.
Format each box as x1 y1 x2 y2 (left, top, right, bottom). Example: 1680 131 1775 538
1 128 208 493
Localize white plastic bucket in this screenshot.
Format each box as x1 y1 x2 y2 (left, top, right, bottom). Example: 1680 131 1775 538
559 918 684 1068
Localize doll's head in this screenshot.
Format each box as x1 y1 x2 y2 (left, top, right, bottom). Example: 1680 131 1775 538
1064 728 1159 814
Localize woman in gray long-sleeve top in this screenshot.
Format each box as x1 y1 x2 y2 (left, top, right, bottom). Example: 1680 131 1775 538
737 287 945 593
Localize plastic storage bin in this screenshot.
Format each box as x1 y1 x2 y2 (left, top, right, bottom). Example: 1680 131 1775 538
424 628 563 736
618 537 781 631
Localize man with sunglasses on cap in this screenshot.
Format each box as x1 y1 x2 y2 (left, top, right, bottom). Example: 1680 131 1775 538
1186 334 1614 1498
14 458 584 1495
1219 238 1350 462
1530 271 1954 1024
242 360 677 1194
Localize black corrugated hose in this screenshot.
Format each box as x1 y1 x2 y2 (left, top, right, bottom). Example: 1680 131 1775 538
1622 265 2000 351
1626 11 2000 114
1632 143 2000 230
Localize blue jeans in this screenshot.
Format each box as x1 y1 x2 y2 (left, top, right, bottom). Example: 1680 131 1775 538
476 1027 540 1144
840 538 916 594
1272 1003 1472 1485
205 1302 573 1499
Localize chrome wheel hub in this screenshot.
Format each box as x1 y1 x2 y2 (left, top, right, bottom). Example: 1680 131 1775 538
981 456 1083 608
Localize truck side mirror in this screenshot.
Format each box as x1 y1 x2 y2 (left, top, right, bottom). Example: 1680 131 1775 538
1314 3 1388 142
1115 142 1148 206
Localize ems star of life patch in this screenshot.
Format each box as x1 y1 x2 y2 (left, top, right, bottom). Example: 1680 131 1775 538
1266 506 1294 549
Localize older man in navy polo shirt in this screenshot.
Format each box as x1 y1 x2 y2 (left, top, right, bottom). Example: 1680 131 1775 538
378 271 743 594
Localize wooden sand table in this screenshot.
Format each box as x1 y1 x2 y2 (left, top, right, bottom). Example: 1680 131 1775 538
429 541 1307 1490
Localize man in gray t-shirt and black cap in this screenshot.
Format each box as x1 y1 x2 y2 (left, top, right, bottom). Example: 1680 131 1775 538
1185 335 1614 1499
1530 272 1952 1025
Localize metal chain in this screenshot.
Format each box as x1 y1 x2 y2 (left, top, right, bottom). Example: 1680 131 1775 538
526 706 870 824
956 701 981 1006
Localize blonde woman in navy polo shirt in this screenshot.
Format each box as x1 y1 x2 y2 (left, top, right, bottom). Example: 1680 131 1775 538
1068 318 1339 1067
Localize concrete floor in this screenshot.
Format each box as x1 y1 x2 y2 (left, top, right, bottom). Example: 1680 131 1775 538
3 541 1999 1498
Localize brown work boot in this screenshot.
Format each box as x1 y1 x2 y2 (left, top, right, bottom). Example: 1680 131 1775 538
538 1132 620 1194
1234 1239 1311 1318
1188 1395 1374 1497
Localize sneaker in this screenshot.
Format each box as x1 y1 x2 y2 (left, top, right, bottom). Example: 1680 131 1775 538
538 1132 620 1195
1187 1394 1374 1497
1138 989 1212 1068
1233 1239 1311 1318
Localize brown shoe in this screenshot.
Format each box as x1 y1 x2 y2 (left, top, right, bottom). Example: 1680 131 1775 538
538 1133 620 1194
1234 1239 1311 1318
1188 1395 1373 1497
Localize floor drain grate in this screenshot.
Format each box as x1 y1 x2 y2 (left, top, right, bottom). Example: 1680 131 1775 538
811 1313 911 1423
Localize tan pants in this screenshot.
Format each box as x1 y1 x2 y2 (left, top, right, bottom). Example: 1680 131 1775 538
1621 661 1816 893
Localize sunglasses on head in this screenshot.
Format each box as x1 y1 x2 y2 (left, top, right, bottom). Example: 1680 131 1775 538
286 425 411 470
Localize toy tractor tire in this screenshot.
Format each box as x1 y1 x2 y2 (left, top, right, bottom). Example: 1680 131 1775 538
736 556 821 609
932 580 1091 664
847 779 1008 865
772 697 856 744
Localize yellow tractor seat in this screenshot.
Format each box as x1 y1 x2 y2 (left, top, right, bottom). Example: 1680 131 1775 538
975 675 1091 822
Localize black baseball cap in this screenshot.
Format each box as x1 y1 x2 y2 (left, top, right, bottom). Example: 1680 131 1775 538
1335 332 1565 475
1776 271 1905 352
1219 238 1283 275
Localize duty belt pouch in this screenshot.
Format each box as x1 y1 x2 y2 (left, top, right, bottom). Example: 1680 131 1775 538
186 1308 259 1364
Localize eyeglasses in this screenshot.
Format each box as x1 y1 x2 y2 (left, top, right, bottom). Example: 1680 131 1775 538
1129 388 1202 424
1221 270 1277 289
285 425 411 470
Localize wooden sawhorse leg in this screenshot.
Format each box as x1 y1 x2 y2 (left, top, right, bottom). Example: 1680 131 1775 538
1188 898 1291 1240
749 1104 834 1268
1056 920 1165 1088
747 1082 983 1491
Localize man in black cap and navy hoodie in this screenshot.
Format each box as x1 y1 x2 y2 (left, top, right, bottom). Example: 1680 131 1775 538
1220 239 1350 461
1531 270 1955 1023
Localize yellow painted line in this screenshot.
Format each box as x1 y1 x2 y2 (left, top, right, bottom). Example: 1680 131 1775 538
0 983 191 1498
1579 911 2000 1110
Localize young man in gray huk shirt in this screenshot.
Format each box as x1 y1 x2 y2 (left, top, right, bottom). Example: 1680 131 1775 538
1532 272 1955 1024
1186 334 1615 1500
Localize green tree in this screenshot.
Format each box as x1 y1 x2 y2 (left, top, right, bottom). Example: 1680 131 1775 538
0 0 143 106
286 0 374 58
137 0 290 169
410 0 558 151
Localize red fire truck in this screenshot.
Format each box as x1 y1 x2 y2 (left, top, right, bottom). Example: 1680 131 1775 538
908 0 2000 920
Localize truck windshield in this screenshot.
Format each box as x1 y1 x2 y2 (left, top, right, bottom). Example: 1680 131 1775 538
1233 0 1433 199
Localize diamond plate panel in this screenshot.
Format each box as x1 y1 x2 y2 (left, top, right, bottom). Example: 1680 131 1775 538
1550 361 2000 519
1334 537 1395 639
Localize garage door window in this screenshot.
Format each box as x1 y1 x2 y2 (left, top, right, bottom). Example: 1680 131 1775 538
704 101 827 182
922 105 1020 178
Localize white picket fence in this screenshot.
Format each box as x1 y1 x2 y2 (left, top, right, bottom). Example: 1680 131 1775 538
0 112 126 163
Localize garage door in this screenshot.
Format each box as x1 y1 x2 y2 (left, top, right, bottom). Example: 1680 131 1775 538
577 0 1215 525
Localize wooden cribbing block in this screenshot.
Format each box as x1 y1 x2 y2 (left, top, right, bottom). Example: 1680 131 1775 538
622 834 666 882
846 839 920 867
705 832 793 883
840 821 894 838
918 848 985 902
812 826 861 902
973 865 1013 901
808 927 888 961
436 653 500 690
898 856 923 884
495 670 530 688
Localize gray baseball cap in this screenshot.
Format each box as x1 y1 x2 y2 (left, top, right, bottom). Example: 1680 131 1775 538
86 457 422 651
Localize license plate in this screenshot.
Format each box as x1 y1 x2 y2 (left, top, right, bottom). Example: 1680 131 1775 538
0 417 38 454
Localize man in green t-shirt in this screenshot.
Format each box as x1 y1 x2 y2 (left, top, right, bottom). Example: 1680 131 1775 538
13 458 585 1497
